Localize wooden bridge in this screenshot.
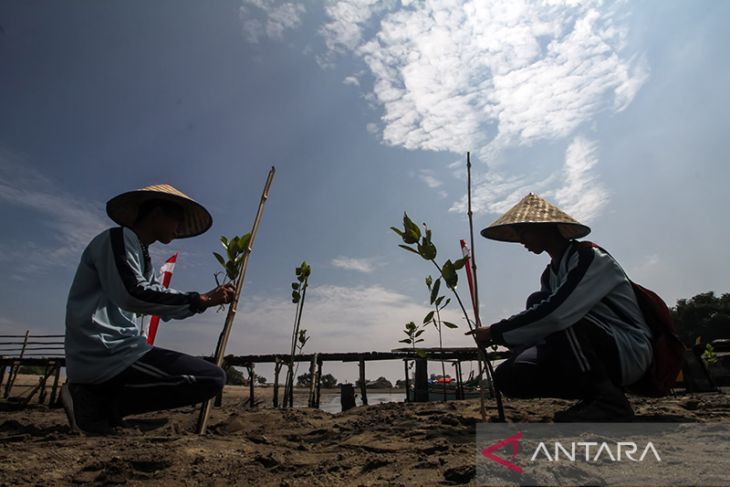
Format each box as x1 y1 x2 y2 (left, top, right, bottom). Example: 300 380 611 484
0 330 509 410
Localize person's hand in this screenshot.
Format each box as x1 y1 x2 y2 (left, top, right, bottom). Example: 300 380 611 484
200 283 236 309
465 326 492 346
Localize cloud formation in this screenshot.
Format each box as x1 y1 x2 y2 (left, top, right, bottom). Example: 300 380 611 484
239 0 306 43
240 1 647 218
331 256 377 273
552 135 608 222
0 150 107 272
323 1 646 155
322 0 646 218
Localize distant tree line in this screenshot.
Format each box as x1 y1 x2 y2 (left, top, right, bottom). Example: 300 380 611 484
296 372 338 388
673 291 730 347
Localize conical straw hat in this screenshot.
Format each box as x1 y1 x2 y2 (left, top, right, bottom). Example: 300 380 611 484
480 193 590 242
106 184 212 239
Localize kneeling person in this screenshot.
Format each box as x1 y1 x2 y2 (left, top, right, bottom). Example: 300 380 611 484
63 184 235 434
470 193 652 421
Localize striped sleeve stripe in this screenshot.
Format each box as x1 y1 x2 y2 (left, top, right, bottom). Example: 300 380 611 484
492 246 595 339
110 228 198 308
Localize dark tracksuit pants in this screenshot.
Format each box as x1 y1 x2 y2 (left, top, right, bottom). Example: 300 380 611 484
493 292 623 400
90 347 225 418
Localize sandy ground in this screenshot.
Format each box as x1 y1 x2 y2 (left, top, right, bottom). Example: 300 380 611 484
1 375 729 486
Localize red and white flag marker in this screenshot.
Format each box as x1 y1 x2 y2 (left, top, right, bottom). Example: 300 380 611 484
460 239 481 327
146 252 178 345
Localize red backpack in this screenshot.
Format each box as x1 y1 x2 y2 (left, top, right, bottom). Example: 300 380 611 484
626 282 686 396
579 242 686 396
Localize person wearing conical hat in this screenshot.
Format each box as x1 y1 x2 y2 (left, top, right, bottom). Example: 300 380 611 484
62 184 235 434
469 193 653 421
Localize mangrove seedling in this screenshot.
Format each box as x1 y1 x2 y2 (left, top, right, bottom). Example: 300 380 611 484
399 321 427 362
211 233 251 310
424 275 458 400
392 212 495 418
283 261 312 408
391 213 471 327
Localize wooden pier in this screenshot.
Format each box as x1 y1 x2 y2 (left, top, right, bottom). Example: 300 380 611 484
0 331 510 412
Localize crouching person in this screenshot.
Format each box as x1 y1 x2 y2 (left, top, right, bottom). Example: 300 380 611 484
62 184 235 434
470 194 653 422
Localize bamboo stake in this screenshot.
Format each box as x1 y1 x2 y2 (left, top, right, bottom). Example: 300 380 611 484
466 152 505 422
196 166 276 434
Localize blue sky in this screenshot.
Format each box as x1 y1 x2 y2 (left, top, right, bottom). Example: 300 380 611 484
1 1 728 384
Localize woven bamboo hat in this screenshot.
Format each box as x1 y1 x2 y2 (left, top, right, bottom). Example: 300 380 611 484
106 184 212 238
480 193 590 242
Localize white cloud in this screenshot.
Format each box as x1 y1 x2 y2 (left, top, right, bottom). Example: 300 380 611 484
0 150 107 271
343 75 360 87
417 169 443 189
239 0 306 43
331 256 376 273
320 0 391 54
320 0 647 219
238 1 647 221
551 135 608 222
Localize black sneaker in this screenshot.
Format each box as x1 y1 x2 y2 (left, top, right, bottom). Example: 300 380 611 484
554 392 634 422
553 399 588 422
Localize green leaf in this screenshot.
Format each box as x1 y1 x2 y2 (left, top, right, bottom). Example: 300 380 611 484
423 310 434 324
415 329 425 337
415 338 424 344
430 278 441 304
226 261 239 280
439 298 451 310
213 252 226 268
402 212 421 244
220 236 229 247
398 244 419 255
292 282 300 290
399 339 412 344
425 275 433 289
453 258 466 270
390 226 405 238
240 233 251 251
443 321 458 329
405 321 417 331
434 296 444 307
418 225 437 260
292 291 300 303
227 237 238 260
417 239 437 261
441 260 458 288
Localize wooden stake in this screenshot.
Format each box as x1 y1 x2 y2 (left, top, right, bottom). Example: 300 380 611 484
4 330 29 399
196 167 276 434
466 152 506 422
49 363 61 406
315 358 323 408
307 354 317 407
247 364 255 408
273 359 282 408
358 359 368 405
